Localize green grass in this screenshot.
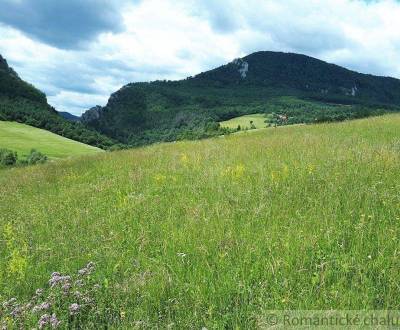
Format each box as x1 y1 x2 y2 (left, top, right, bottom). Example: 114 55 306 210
1 115 400 328
220 113 267 129
0 121 102 159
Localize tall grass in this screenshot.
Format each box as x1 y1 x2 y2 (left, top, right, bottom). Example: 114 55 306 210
1 115 400 328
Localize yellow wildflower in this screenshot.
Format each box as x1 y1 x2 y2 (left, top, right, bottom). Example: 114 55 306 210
307 164 315 175
153 174 167 184
180 153 189 167
222 164 246 180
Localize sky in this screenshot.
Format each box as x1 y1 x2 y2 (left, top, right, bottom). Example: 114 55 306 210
0 0 400 116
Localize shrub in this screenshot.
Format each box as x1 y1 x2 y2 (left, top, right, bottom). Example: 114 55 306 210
26 149 47 165
0 148 17 166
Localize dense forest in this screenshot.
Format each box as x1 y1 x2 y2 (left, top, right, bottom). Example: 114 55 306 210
0 55 116 149
82 52 400 146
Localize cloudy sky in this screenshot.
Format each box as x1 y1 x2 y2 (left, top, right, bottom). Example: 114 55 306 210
1 0 400 115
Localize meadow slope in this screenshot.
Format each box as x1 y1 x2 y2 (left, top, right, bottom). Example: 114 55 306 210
1 115 400 328
220 113 268 130
0 121 102 159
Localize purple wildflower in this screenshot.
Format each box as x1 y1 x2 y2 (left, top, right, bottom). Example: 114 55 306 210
32 302 51 313
49 273 71 288
69 303 80 315
10 305 21 318
38 314 50 329
62 282 71 294
50 313 61 328
78 262 95 276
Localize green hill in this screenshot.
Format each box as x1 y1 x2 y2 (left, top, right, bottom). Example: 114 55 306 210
1 114 399 328
0 54 116 149
0 121 102 159
81 51 400 146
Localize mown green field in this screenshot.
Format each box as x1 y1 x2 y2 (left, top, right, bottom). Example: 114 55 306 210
1 115 400 328
220 113 267 130
0 121 102 159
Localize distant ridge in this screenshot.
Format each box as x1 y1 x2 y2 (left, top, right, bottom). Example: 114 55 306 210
81 51 400 146
58 111 80 122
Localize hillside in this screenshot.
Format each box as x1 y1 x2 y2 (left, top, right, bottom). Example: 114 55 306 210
0 121 102 159
82 51 400 146
1 114 399 328
0 54 116 149
58 111 80 122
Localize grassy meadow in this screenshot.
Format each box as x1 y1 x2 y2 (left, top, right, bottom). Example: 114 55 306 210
0 121 102 159
1 114 400 328
220 113 267 130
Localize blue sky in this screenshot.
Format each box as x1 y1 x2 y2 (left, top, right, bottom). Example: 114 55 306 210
0 0 399 115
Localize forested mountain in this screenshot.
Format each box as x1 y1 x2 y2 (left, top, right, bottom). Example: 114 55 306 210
0 54 115 149
81 51 400 146
58 111 80 122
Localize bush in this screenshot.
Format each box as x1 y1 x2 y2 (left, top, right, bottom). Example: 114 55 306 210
26 149 47 165
0 148 17 166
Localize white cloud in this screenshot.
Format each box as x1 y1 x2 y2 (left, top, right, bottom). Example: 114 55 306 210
1 0 400 115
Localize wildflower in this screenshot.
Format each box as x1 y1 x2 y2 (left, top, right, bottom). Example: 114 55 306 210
222 164 246 180
232 164 245 179
10 305 22 318
38 314 50 329
69 303 80 316
153 174 167 185
180 153 189 167
62 282 71 294
49 273 71 288
120 311 126 319
307 164 315 175
78 262 95 276
32 302 51 313
50 313 61 328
